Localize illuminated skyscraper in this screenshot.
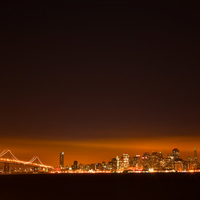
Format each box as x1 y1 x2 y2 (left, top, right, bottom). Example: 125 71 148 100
121 153 130 169
149 152 159 170
172 148 179 159
102 161 106 170
131 155 141 168
116 156 119 170
60 152 64 169
112 156 120 171
174 158 183 172
194 147 198 163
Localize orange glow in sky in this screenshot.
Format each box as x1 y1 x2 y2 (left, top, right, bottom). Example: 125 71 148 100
1 135 200 167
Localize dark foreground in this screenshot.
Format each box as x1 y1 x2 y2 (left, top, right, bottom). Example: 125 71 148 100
0 173 200 200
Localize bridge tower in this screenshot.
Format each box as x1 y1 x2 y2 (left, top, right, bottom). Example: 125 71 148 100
29 156 44 173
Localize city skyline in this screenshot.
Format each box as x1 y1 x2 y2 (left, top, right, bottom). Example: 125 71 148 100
1 2 199 170
1 135 200 167
0 146 199 173
62 147 199 173
1 1 199 200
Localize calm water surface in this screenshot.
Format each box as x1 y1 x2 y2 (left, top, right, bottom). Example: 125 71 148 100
0 173 199 200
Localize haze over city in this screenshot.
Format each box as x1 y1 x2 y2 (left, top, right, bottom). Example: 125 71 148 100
1 2 200 200
1 1 199 167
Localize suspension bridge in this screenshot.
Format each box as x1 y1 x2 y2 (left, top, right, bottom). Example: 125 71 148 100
0 149 53 173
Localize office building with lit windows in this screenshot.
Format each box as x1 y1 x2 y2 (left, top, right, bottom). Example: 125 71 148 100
59 152 64 169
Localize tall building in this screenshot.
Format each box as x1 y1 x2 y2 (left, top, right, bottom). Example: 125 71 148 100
149 152 159 170
59 152 64 169
121 153 130 169
158 152 163 158
165 157 174 170
112 156 120 171
107 162 113 170
95 163 102 170
143 152 150 158
79 163 84 170
174 158 183 172
187 156 194 170
73 160 78 170
85 164 91 171
141 156 149 171
116 156 119 170
90 164 96 170
102 161 106 170
172 148 180 159
194 147 198 163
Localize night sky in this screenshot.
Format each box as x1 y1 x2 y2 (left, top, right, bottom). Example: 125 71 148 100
0 1 200 166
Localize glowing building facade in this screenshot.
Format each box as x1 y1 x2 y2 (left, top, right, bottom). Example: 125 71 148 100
59 152 64 169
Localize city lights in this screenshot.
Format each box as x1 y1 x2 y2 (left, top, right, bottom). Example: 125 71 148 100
55 147 199 174
0 149 53 173
0 147 199 174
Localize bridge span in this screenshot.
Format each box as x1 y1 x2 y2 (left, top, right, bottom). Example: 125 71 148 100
0 149 53 173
